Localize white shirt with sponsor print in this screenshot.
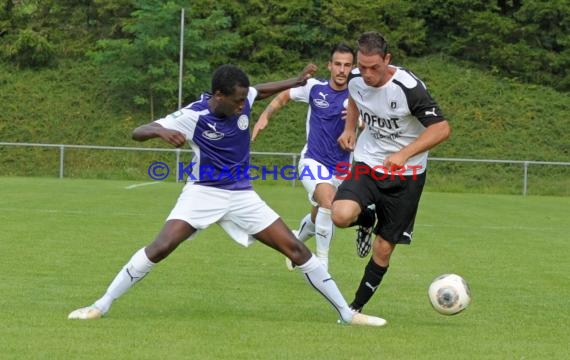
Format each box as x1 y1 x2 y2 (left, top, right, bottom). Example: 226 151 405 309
348 66 445 175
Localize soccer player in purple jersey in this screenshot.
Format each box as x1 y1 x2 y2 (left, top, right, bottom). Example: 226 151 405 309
252 44 367 271
68 63 386 326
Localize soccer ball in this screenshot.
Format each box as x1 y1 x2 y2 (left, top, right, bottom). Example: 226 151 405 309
428 274 471 315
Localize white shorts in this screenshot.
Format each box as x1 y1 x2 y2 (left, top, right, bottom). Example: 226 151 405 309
298 158 343 206
166 183 279 247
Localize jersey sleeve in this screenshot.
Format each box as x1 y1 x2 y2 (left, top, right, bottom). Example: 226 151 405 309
248 86 258 107
348 68 361 83
407 85 446 127
154 109 198 140
289 78 317 103
395 70 446 127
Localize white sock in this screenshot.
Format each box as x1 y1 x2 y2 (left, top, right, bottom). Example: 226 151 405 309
94 247 155 314
315 207 334 271
297 255 353 322
296 213 315 242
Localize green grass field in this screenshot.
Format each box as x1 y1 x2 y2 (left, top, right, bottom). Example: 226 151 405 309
0 177 568 359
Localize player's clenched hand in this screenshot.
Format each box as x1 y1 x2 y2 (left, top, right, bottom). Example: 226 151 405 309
297 63 318 85
383 152 408 169
251 115 269 142
338 130 356 151
159 128 186 148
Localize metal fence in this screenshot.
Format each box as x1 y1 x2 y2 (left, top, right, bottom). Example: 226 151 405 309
1 142 569 196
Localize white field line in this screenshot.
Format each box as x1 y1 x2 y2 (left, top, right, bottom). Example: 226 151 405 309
124 182 162 189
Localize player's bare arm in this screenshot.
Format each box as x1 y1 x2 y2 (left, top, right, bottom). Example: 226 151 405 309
384 120 451 168
132 122 186 148
337 96 359 151
254 63 317 100
252 90 292 141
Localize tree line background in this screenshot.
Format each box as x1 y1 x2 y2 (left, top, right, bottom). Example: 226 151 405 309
0 0 568 195
1 0 569 113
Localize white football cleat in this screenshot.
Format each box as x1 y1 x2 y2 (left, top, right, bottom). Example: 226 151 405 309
68 305 104 320
338 312 387 327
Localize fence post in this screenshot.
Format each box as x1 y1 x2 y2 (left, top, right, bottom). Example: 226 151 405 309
176 148 181 183
178 8 185 110
292 154 297 187
523 161 529 196
59 145 65 179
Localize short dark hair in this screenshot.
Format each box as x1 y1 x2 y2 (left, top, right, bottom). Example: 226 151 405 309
330 43 355 61
211 65 250 95
357 32 389 56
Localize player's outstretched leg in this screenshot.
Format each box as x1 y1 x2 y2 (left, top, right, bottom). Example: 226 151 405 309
255 218 386 326
296 255 386 327
285 230 301 271
68 247 155 319
68 219 194 320
285 212 316 271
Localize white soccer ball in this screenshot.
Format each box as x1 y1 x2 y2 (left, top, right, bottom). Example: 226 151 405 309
428 274 471 315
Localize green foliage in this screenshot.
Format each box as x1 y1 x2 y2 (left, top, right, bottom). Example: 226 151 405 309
404 55 569 161
412 0 491 45
318 0 427 59
1 0 569 90
0 0 54 67
91 0 136 38
5 28 54 67
88 1 238 114
0 0 98 61
0 59 142 145
414 0 570 91
514 0 570 89
203 0 322 75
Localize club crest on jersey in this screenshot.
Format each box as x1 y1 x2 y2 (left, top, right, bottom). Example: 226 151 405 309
237 115 249 130
171 110 184 118
390 101 397 109
202 122 224 140
313 92 330 108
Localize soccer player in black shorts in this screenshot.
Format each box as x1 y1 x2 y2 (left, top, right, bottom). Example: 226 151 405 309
331 31 451 314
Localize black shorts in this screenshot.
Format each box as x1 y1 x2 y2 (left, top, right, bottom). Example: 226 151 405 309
335 162 426 245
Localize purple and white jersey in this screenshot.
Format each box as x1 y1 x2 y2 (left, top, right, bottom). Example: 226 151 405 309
290 78 351 173
155 88 257 190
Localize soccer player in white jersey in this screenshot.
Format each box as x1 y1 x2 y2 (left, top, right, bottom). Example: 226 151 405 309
332 32 451 313
252 43 361 271
67 63 386 326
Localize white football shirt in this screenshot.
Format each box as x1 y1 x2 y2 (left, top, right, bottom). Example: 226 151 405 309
348 66 445 175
